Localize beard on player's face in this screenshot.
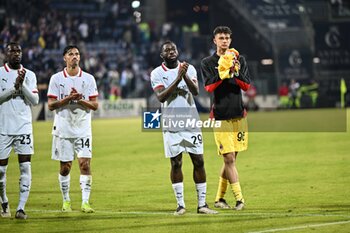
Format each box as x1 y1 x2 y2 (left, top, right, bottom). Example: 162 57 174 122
7 48 22 67
163 55 178 64
162 50 179 63
9 56 21 66
66 58 79 68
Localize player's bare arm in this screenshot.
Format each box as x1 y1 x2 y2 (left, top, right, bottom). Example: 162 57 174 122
48 88 82 111
78 97 98 111
181 62 199 96
154 65 185 103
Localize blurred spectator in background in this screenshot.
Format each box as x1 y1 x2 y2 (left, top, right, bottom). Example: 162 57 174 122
278 82 289 109
299 79 319 108
289 79 300 108
120 66 134 98
78 20 89 42
308 80 319 108
244 83 258 111
108 68 120 101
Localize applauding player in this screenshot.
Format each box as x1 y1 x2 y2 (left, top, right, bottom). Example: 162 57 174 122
201 26 251 210
150 41 217 215
0 42 39 219
47 45 98 213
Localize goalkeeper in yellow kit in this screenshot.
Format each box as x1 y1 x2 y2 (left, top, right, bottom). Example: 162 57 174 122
200 26 251 210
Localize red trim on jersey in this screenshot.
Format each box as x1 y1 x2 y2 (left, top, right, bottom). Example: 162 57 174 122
161 63 167 71
63 69 68 78
63 68 82 78
205 80 223 93
153 84 164 91
89 94 99 100
4 63 23 72
235 78 250 91
4 63 10 72
161 62 182 72
47 94 58 99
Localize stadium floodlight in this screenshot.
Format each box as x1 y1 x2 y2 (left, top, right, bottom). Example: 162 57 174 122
131 0 140 9
261 59 274 65
313 57 320 63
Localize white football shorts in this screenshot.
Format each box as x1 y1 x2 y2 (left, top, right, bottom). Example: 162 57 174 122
0 134 34 159
162 131 204 158
51 136 92 162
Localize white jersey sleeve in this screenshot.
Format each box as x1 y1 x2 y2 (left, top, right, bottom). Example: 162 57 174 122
150 69 164 90
86 74 99 100
47 74 59 99
0 65 36 135
22 69 39 105
187 64 197 82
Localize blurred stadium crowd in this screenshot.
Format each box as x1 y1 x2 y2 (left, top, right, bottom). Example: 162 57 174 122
0 0 203 102
1 0 349 108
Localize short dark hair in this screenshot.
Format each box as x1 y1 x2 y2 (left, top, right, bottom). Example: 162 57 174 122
160 40 175 52
63 45 80 56
213 26 232 37
5 42 20 51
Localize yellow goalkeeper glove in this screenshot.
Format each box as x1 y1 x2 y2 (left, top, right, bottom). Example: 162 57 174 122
218 48 240 80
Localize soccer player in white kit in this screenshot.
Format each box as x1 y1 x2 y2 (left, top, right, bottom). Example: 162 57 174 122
47 45 98 213
0 42 39 219
150 41 217 215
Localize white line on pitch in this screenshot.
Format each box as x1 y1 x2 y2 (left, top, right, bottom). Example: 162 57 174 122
28 209 350 218
247 220 350 233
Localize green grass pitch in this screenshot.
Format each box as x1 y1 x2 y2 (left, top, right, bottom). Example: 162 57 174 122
1 109 349 233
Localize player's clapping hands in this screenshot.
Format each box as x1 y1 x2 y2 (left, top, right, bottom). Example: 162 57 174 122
15 69 26 90
178 61 189 79
69 87 83 101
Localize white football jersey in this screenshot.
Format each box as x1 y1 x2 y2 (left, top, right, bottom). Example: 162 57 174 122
47 68 98 138
0 63 38 135
150 62 201 133
150 62 197 108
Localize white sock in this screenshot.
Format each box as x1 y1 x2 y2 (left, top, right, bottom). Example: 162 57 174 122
196 182 207 207
59 174 71 202
0 165 8 203
172 182 185 208
17 162 31 211
80 175 92 203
